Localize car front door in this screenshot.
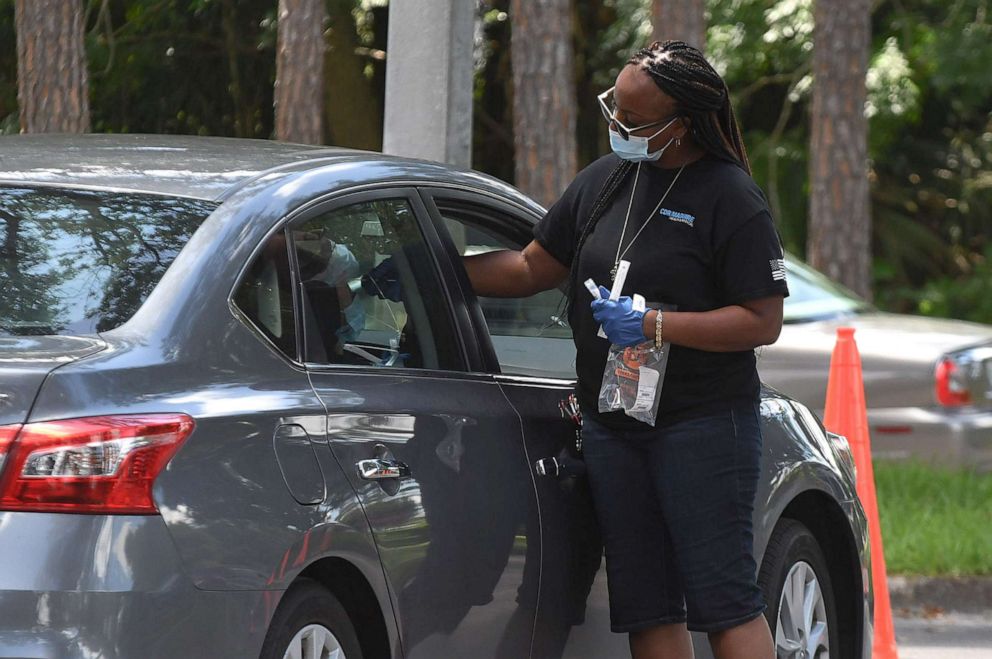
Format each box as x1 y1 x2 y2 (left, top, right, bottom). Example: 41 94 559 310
421 188 630 659
288 189 540 659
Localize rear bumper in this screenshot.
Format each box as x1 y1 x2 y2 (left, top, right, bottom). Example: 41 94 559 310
867 406 992 468
0 512 271 658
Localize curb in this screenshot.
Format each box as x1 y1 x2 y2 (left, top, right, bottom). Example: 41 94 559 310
889 576 992 614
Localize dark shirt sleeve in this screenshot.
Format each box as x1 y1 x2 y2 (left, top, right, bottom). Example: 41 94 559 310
532 154 619 268
532 179 584 268
715 210 790 304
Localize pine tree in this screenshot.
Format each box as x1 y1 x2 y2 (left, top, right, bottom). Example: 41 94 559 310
808 0 872 298
14 0 90 133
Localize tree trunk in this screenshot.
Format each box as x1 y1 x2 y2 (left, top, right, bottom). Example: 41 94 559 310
14 0 90 133
324 0 382 151
275 0 326 144
219 0 251 137
510 0 577 209
808 0 872 299
651 0 706 51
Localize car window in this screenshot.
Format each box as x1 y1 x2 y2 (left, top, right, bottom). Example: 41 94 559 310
435 200 576 379
0 187 215 336
233 230 298 360
783 256 873 323
289 198 461 371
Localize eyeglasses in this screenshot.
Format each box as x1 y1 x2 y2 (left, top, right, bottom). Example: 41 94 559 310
597 87 679 140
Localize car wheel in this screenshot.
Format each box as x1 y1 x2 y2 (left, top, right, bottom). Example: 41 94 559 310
758 519 839 659
260 578 364 659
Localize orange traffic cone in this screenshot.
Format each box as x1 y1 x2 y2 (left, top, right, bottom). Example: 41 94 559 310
823 327 899 658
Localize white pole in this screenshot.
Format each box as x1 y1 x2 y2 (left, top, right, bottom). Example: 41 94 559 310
382 0 474 169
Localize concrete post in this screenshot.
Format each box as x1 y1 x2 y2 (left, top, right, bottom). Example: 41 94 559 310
382 0 474 169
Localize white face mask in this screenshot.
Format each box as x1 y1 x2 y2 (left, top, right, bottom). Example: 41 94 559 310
608 117 679 162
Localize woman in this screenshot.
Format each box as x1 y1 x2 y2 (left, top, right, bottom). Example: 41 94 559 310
464 41 787 659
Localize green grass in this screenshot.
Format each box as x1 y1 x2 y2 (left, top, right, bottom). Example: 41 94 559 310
874 461 992 576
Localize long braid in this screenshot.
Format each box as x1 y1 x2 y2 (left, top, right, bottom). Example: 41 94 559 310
563 159 634 317
629 41 751 174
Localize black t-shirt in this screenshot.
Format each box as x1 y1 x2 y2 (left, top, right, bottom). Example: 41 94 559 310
534 153 790 430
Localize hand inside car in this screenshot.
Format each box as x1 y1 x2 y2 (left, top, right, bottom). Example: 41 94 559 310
361 257 403 302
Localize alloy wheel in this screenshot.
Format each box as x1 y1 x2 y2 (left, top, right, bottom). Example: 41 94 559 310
282 623 345 659
775 560 830 659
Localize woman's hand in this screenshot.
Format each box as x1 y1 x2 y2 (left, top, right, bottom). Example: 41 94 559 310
591 290 647 346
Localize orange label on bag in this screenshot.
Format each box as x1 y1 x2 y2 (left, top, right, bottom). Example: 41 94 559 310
615 367 639 380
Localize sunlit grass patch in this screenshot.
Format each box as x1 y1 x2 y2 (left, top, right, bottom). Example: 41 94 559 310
874 461 992 576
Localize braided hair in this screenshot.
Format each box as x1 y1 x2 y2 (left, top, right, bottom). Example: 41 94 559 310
563 159 634 317
629 40 750 174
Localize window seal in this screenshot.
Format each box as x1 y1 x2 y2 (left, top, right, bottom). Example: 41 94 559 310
418 187 574 378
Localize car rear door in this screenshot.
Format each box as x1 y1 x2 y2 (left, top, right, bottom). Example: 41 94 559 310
420 187 629 659
290 189 540 659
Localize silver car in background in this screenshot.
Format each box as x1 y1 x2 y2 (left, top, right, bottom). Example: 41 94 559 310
0 135 870 659
759 259 992 468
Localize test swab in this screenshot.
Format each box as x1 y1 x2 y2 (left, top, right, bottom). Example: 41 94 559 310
584 278 601 299
586 278 609 338
609 260 630 301
589 260 632 339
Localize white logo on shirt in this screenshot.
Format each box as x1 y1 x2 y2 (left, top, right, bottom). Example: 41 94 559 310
660 208 695 227
770 258 786 282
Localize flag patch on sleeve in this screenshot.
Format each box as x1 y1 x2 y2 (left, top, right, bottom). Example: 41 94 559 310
770 258 787 282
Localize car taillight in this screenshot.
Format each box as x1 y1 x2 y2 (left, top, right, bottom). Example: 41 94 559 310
0 414 194 514
0 424 22 477
935 358 971 407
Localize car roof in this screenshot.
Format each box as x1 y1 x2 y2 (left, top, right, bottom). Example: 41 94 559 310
0 134 534 207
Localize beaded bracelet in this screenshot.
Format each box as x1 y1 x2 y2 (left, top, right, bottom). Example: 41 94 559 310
654 309 664 349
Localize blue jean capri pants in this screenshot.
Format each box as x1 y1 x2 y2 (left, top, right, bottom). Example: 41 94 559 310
581 397 767 634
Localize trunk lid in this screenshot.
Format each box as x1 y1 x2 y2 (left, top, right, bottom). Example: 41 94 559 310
0 336 106 425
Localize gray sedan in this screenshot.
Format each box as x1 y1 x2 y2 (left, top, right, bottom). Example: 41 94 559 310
0 135 870 659
759 259 992 468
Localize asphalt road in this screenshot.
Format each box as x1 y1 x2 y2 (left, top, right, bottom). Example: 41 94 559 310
895 612 992 659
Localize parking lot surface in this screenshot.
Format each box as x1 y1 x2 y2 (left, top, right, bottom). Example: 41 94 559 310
896 611 992 659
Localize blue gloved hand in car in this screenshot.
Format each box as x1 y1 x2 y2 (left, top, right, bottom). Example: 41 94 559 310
361 257 402 302
591 286 646 347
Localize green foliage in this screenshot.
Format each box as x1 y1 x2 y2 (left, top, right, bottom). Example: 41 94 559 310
876 243 992 324
707 0 815 254
0 1 388 144
866 37 920 153
84 0 278 137
702 0 992 319
2 0 992 329
584 0 651 89
875 461 992 576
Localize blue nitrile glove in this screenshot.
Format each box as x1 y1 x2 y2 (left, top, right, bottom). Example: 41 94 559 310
361 257 402 302
591 288 647 347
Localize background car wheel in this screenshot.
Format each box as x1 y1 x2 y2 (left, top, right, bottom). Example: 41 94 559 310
759 519 839 659
260 578 364 659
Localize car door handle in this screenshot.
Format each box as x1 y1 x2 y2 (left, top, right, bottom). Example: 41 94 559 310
356 458 411 481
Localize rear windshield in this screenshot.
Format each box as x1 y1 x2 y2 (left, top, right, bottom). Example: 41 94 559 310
0 187 216 336
783 257 873 323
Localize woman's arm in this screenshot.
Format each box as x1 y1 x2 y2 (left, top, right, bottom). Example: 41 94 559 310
640 295 784 352
463 240 569 298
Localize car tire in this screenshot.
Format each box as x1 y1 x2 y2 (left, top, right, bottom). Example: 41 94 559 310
758 518 839 659
259 578 364 659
